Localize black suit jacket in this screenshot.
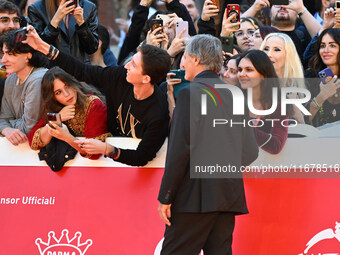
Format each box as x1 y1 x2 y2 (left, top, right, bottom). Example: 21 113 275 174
158 70 258 214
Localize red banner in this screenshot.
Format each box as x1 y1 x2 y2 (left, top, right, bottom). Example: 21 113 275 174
1 137 340 254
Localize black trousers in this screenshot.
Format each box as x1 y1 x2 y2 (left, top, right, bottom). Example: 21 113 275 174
161 212 235 255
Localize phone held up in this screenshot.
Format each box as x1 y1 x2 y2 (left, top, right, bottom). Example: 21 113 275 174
151 19 163 35
67 0 78 8
47 113 62 129
318 67 334 85
220 36 234 54
175 20 189 39
210 0 220 10
14 27 27 44
170 69 190 99
269 0 289 6
227 4 240 30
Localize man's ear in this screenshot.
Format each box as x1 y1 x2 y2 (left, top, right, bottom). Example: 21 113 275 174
26 52 32 63
193 56 200 66
142 74 152 84
98 39 102 49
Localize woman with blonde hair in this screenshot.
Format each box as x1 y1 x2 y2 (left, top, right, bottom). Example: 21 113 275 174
260 32 305 123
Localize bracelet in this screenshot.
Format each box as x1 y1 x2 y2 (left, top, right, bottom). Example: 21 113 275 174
46 45 53 59
311 97 321 110
297 7 307 17
46 45 59 60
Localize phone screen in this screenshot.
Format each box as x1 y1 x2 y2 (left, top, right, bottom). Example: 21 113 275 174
14 28 27 43
227 5 240 29
151 19 163 35
47 113 62 128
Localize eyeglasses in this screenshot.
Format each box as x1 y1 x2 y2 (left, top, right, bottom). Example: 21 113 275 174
234 29 255 38
0 16 21 25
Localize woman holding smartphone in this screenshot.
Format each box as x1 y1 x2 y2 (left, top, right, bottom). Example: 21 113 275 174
28 67 110 159
305 28 340 127
237 50 289 154
27 0 98 63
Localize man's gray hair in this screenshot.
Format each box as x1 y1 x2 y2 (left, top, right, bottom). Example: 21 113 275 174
185 34 223 73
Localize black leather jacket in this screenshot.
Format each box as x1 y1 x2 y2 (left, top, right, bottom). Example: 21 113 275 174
28 0 98 63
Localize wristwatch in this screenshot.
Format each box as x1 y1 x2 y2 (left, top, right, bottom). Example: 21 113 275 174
105 147 119 160
297 7 307 17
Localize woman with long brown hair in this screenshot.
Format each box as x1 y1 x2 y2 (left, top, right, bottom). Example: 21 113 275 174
28 67 110 159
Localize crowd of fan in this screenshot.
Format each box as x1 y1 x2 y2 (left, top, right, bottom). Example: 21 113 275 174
0 0 339 167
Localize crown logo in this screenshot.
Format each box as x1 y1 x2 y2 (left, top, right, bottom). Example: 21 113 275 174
35 229 93 255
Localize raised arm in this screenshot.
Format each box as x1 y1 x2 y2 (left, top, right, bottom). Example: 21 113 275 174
117 0 151 64
24 26 121 93
281 0 321 38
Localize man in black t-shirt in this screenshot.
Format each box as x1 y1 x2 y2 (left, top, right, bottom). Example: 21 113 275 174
24 24 171 166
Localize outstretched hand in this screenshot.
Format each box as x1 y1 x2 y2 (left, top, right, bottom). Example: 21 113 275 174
22 25 49 54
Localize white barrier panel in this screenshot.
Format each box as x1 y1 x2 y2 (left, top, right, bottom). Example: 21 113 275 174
1 132 340 255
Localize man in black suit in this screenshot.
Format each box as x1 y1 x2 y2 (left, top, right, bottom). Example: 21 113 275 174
157 34 259 255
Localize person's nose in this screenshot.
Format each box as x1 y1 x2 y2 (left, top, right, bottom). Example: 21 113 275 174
238 69 245 77
64 88 70 97
224 70 230 79
124 61 131 70
1 54 7 63
7 19 16 29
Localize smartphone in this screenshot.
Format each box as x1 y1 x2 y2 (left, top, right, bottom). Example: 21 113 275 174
14 27 27 43
270 0 289 5
67 0 78 8
47 113 62 128
220 36 234 54
337 0 340 9
151 19 163 35
318 67 334 84
170 69 190 99
175 21 189 39
156 14 170 28
210 0 219 10
227 4 240 30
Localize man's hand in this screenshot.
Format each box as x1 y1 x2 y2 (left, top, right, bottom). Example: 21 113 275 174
2 127 27 146
74 139 107 155
281 0 304 13
252 0 270 12
158 203 172 226
23 25 50 55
